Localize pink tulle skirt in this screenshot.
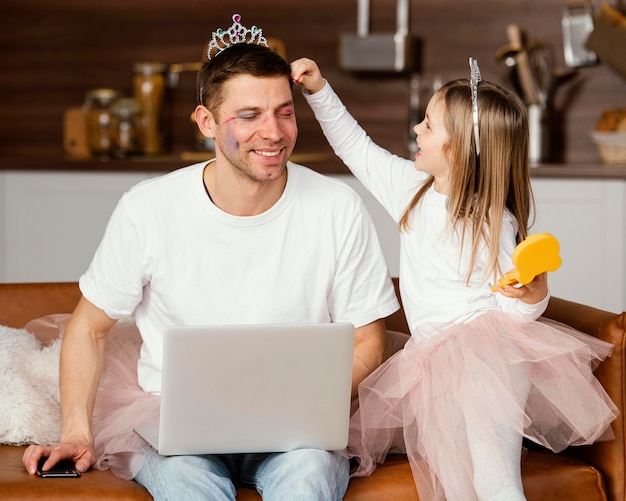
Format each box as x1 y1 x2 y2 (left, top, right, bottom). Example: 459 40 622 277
26 315 158 480
346 311 618 501
91 321 159 480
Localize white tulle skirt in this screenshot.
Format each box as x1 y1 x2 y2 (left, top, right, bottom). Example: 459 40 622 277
346 311 618 501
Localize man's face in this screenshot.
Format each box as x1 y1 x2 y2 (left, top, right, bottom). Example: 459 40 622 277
211 74 298 183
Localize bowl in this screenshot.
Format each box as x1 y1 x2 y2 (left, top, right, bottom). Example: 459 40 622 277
591 131 626 165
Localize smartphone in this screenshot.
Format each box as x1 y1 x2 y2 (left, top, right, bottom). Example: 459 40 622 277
36 457 81 478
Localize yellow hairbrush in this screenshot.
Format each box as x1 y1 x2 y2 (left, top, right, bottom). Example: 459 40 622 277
491 233 562 292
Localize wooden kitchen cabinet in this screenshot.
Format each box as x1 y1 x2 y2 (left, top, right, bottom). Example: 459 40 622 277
0 170 158 283
530 177 625 313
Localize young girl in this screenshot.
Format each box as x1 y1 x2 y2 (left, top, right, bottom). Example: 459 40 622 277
291 58 618 501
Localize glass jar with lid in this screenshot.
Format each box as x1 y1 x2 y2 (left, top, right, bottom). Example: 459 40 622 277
110 97 141 158
133 61 168 155
84 88 120 157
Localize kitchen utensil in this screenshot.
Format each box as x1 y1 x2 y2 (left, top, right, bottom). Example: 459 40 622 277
527 40 554 107
547 67 578 105
562 2 597 67
528 103 551 164
506 24 540 105
339 0 414 72
495 43 521 67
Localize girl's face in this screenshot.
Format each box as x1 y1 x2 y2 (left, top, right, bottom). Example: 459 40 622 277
412 93 451 194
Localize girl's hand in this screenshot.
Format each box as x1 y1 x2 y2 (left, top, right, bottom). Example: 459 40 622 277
290 58 326 94
497 272 548 305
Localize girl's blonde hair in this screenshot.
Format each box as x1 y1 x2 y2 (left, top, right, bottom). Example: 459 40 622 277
399 78 533 285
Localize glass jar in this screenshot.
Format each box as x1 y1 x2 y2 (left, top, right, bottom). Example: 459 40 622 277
84 88 120 157
110 97 141 158
133 61 168 155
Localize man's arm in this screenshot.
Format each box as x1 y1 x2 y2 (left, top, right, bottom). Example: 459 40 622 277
351 319 388 398
23 296 116 474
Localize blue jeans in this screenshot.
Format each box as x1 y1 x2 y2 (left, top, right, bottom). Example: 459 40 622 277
134 447 350 501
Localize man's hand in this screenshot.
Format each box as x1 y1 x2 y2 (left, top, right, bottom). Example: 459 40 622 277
23 439 95 475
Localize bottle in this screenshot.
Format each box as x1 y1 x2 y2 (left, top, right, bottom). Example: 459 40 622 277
84 88 120 157
133 61 168 155
110 97 141 158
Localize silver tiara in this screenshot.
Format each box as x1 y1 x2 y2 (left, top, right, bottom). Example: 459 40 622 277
469 57 482 156
207 14 268 60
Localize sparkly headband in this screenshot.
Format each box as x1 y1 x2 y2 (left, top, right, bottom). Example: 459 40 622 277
207 14 268 60
469 57 482 156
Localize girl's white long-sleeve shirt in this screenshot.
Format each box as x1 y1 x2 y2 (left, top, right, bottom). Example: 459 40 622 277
304 82 548 336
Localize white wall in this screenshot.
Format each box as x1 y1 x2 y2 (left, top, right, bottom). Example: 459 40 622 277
0 172 6 281
1 170 623 313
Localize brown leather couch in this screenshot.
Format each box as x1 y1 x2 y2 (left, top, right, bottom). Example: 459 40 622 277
0 280 624 500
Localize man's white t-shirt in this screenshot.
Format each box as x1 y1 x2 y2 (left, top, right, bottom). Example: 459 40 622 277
80 161 399 393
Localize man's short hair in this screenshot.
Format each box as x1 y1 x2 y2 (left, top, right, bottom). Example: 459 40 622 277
197 43 292 117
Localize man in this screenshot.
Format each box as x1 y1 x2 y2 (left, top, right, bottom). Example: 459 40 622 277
23 16 399 501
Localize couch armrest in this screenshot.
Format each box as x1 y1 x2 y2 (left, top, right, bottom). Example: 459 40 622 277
385 279 409 334
0 282 80 329
543 297 626 501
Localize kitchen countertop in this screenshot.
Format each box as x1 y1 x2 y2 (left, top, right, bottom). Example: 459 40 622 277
530 163 626 179
0 151 341 174
2 152 626 179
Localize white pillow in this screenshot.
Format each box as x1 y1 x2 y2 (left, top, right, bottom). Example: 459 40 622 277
0 325 62 445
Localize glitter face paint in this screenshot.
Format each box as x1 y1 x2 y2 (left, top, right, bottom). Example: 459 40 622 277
219 106 295 156
221 119 240 154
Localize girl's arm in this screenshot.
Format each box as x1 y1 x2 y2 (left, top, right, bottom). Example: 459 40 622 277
292 58 423 222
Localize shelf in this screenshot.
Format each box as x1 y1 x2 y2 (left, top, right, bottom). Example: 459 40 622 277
530 163 626 179
0 151 347 174
2 152 625 179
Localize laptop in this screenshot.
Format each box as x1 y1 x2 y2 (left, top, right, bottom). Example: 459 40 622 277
134 322 355 456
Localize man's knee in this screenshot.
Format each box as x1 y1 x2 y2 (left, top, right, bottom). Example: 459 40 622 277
286 449 346 473
136 453 236 501
257 449 349 501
